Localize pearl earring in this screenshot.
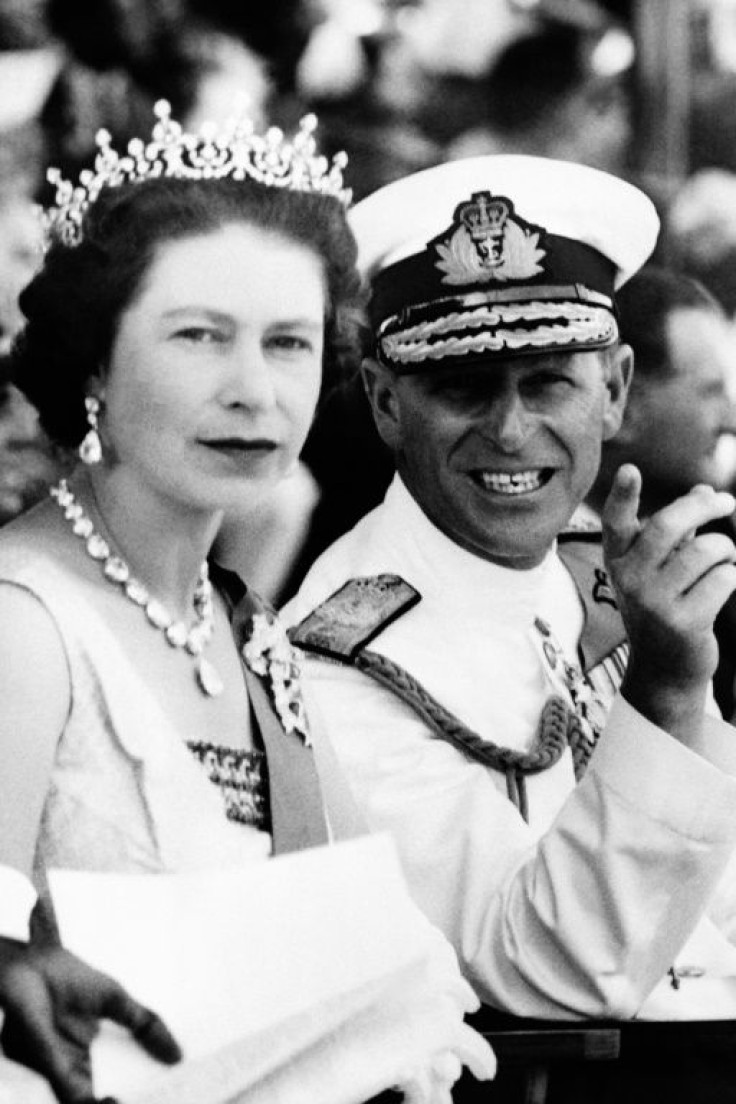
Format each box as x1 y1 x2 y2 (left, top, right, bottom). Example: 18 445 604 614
79 395 102 465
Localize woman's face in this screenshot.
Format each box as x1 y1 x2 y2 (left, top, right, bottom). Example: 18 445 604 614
100 222 326 513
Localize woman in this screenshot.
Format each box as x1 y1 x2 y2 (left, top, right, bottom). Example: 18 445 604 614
0 103 494 1104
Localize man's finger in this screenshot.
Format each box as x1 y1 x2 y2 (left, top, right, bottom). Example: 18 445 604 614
660 532 736 595
635 486 736 565
678 561 736 625
101 985 181 1064
602 463 642 560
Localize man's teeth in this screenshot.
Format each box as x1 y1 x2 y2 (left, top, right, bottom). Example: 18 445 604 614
477 470 545 494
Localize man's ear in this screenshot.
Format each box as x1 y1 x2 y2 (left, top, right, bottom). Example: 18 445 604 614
360 357 402 452
601 342 634 442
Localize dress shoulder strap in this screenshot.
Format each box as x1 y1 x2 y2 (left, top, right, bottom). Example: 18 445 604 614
0 542 93 671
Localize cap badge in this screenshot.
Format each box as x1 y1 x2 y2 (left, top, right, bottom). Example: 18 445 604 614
434 191 546 286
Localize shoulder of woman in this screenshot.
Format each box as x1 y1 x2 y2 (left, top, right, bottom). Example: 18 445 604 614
0 581 71 732
0 583 71 875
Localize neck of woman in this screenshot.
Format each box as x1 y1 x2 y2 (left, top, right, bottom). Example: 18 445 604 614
74 465 224 618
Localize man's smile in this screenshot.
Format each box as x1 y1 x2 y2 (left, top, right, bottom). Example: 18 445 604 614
468 468 554 496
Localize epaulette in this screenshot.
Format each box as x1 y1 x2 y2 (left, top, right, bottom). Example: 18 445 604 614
288 574 421 662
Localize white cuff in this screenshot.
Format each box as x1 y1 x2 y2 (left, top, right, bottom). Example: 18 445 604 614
593 696 736 841
0 866 37 941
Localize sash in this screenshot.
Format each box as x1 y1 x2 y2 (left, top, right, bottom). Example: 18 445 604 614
216 564 331 856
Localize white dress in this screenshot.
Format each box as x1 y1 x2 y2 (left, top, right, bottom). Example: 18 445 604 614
0 532 497 1104
0 541 272 883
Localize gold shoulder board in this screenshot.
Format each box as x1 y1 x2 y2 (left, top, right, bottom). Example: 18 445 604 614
289 574 420 662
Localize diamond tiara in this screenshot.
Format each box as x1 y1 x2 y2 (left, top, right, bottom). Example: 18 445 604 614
42 99 351 249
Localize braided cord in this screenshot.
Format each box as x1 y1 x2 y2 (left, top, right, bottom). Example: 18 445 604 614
356 649 573 775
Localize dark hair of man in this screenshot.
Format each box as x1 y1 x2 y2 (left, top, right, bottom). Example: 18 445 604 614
481 24 623 135
615 264 723 384
12 176 366 448
482 26 581 132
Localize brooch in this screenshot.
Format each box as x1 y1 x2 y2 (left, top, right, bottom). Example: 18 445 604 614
242 613 312 746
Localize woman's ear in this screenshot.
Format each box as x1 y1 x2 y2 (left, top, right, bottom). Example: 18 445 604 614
87 368 107 403
601 342 634 442
360 357 402 453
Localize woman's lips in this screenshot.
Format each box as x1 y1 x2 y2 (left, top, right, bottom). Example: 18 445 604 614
200 437 277 450
199 437 279 463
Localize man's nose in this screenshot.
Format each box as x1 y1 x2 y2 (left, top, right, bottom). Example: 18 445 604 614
479 389 534 451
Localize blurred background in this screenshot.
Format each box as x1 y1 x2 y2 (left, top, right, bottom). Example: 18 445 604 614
4 0 736 590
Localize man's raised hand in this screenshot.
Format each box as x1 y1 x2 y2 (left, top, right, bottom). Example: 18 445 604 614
602 464 736 741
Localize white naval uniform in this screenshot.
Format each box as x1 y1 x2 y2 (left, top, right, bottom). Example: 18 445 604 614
284 476 736 1021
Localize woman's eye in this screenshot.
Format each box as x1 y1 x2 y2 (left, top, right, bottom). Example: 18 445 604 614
174 327 225 344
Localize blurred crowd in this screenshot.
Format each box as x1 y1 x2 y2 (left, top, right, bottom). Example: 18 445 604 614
4 0 736 606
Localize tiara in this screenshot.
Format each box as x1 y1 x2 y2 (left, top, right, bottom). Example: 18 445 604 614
42 100 351 249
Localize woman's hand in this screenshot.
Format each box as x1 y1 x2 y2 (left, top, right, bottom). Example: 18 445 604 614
602 464 736 743
0 936 181 1104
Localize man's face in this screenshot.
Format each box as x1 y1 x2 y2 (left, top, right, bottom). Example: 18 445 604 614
365 348 630 569
625 307 736 496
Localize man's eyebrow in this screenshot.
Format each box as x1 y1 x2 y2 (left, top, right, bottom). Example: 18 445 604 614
269 318 324 331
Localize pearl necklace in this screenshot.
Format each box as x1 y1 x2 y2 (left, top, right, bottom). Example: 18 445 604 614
50 479 225 698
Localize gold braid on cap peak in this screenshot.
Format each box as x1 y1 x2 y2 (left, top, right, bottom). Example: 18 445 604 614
43 99 351 249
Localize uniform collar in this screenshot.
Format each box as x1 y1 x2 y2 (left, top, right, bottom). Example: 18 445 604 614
380 474 562 615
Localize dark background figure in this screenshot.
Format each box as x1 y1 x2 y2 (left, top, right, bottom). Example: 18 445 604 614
586 265 736 520
583 264 736 719
422 21 634 176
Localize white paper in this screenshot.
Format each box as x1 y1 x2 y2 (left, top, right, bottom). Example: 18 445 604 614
0 1055 56 1104
49 833 431 1104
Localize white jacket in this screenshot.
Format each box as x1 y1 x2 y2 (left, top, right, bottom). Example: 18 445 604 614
285 476 736 1020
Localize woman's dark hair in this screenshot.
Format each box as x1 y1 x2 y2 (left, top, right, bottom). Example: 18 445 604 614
12 175 366 447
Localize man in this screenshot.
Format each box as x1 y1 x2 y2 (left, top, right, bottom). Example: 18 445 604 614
284 155 736 1024
586 264 736 519
443 22 633 176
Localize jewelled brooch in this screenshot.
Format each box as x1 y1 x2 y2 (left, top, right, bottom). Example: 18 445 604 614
242 612 312 746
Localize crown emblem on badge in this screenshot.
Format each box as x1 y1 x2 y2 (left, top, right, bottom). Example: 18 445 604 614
457 194 510 268
434 190 546 286
42 100 351 249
